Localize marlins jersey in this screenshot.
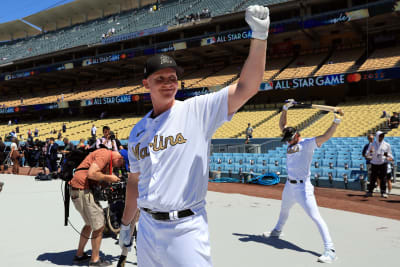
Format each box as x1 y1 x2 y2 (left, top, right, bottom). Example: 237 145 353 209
286 137 318 181
128 87 231 211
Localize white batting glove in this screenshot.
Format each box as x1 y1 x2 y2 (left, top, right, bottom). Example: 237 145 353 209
283 99 295 111
333 113 343 124
119 223 132 251
245 5 270 40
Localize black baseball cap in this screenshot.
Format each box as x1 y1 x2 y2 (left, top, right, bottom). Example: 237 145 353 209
281 127 297 142
144 54 183 78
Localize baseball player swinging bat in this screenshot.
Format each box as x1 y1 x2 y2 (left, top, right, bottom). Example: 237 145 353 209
285 100 344 116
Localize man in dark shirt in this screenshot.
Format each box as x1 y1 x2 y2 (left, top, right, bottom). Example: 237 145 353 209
362 134 374 190
46 137 59 174
388 112 399 129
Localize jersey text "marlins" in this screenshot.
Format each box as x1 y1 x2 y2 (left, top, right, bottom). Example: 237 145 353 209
132 133 187 160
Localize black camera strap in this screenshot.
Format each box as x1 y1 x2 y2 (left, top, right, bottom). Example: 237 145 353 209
74 167 89 173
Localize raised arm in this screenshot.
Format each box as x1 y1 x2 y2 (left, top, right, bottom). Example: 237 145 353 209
279 99 295 131
316 112 342 147
228 6 270 115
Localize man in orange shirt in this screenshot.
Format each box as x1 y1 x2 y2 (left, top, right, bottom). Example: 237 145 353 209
69 148 123 266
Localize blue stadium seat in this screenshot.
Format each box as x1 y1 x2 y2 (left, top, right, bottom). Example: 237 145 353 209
310 167 323 177
351 159 365 169
322 159 335 167
268 158 280 165
322 168 336 178
221 164 231 172
336 168 352 179
336 159 350 168
221 156 230 163
256 165 268 175
209 163 215 171
269 165 280 174
232 156 242 163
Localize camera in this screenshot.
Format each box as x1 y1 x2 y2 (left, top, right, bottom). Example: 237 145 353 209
92 181 126 202
109 131 116 141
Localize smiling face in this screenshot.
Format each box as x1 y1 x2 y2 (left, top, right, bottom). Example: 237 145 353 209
143 68 179 105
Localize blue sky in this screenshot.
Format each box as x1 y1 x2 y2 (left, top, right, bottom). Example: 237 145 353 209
0 0 75 24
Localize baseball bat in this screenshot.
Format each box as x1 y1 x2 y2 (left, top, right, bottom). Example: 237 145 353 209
286 101 344 115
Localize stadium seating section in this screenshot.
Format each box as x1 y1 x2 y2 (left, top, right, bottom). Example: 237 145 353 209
314 48 364 76
0 116 142 141
2 92 400 142
275 51 329 80
358 46 400 72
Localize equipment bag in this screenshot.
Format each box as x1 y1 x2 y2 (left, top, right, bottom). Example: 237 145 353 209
60 148 90 182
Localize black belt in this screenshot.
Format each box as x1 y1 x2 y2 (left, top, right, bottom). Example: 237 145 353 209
142 208 194 221
288 179 303 184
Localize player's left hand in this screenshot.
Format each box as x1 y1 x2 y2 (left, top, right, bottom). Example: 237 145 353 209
245 5 270 40
283 99 295 111
333 113 343 124
119 223 132 251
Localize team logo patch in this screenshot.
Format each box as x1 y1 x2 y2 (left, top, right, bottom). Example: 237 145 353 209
160 55 173 65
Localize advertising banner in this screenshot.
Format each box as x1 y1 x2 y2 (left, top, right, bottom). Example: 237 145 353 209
346 67 400 83
84 95 134 106
81 52 134 67
201 30 252 46
273 74 346 90
173 42 187 50
303 8 369 29
0 107 15 114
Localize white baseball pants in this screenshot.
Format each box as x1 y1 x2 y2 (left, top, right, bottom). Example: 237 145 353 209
274 180 334 250
137 206 212 267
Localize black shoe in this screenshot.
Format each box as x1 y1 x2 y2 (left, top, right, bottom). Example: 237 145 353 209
89 259 112 266
117 255 126 267
73 252 91 263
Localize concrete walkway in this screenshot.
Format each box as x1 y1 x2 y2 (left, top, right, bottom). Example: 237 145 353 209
0 174 399 267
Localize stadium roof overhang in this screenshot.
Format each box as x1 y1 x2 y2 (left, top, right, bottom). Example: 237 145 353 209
0 20 41 41
23 0 156 32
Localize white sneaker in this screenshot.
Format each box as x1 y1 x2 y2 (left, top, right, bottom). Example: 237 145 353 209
262 229 282 238
318 249 337 263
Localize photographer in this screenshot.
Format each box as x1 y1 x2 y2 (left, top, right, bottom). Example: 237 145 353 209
28 139 43 167
113 132 124 151
69 148 124 266
96 126 118 151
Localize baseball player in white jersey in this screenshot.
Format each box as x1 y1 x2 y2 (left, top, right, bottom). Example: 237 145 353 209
263 99 342 264
118 5 270 266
